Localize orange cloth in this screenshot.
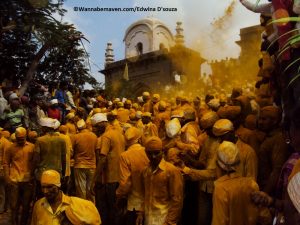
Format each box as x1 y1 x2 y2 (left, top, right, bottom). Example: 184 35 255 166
141 159 184 225
111 119 123 133
31 193 71 225
4 142 34 182
0 137 11 170
152 101 160 116
144 136 162 151
34 133 67 180
141 122 158 145
99 125 126 183
212 173 260 225
260 105 281 121
198 131 208 149
116 143 149 211
31 192 101 225
177 121 200 155
217 105 241 120
236 126 265 155
186 136 220 193
72 129 97 169
257 129 289 194
143 100 153 113
58 133 73 176
153 111 170 139
66 122 77 135
236 139 258 181
117 108 130 124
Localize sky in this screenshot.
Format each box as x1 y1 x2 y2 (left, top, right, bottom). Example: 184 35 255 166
60 0 269 85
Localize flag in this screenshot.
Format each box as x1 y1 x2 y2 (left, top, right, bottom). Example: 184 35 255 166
123 63 129 81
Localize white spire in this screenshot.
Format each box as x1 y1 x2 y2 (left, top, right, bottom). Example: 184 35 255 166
105 42 114 66
175 21 184 45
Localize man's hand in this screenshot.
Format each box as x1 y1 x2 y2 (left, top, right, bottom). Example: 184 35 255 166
251 191 273 207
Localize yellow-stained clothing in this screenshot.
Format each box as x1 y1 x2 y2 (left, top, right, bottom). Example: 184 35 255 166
135 119 144 131
86 117 93 131
153 111 170 139
111 119 124 133
34 133 67 180
72 129 97 169
141 159 184 225
142 101 153 113
177 121 200 156
236 139 258 181
129 108 136 119
257 129 290 195
198 131 208 150
0 137 11 173
141 122 158 145
3 142 34 182
212 172 259 225
31 193 70 225
117 108 130 124
236 126 265 156
57 133 73 177
153 102 160 116
99 124 126 183
66 122 77 135
31 192 101 225
116 143 149 211
186 136 220 193
180 103 195 114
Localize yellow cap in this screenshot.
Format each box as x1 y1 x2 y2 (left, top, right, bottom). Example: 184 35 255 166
200 111 219 129
65 112 75 120
213 119 234 137
125 127 142 145
15 127 27 138
142 112 152 118
145 136 162 151
77 119 86 130
152 94 160 103
41 170 61 187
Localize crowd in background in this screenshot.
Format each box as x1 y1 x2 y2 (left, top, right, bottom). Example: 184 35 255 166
0 80 300 225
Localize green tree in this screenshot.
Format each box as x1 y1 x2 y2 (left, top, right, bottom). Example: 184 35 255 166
0 0 99 95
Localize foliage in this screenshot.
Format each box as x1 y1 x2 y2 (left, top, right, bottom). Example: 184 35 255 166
0 0 99 91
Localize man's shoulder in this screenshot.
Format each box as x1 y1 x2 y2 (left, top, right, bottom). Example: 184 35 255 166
37 134 66 144
25 141 35 149
33 197 47 208
77 130 97 139
162 160 182 174
103 128 123 139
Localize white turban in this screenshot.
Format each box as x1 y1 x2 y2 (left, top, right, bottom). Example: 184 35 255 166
207 99 220 110
166 118 181 138
90 113 107 125
213 119 234 137
39 117 60 129
217 141 240 171
50 99 58 105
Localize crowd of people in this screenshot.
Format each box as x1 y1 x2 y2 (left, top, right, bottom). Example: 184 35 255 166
3 0 300 224
0 81 300 225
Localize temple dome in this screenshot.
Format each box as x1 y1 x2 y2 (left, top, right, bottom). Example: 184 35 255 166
124 17 174 58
